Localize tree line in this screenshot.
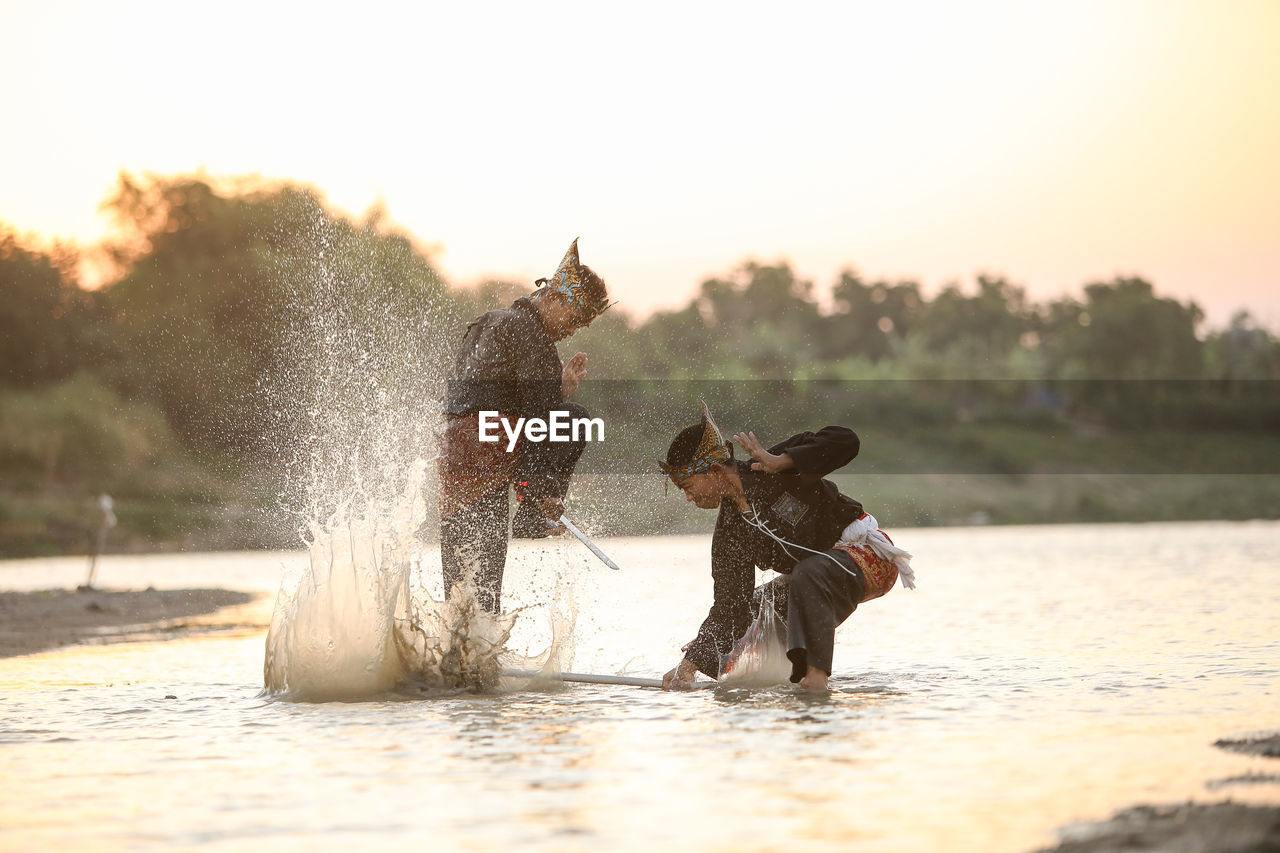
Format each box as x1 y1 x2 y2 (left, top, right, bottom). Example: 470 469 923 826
5 174 1278 446
1 173 1277 554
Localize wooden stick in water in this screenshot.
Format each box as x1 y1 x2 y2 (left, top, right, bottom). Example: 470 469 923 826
502 668 716 689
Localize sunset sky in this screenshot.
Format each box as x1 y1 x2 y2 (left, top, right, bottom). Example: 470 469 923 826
2 0 1277 327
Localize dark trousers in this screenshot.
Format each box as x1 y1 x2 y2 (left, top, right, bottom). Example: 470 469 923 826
440 486 510 614
439 402 590 614
756 549 866 682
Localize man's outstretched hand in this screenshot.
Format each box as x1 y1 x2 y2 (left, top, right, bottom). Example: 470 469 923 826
732 431 795 474
662 658 700 690
562 352 588 399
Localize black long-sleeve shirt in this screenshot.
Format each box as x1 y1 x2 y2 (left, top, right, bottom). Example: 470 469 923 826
443 296 565 495
683 427 864 677
444 297 563 422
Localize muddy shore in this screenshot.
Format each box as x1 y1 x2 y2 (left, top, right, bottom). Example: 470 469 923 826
0 587 264 657
1037 731 1280 852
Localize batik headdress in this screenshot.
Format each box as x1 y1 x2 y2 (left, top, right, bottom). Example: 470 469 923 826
535 238 614 321
658 400 734 491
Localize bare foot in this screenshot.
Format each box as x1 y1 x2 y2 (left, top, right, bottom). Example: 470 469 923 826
798 666 829 691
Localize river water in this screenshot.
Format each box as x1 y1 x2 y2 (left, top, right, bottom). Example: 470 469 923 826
1 521 1278 852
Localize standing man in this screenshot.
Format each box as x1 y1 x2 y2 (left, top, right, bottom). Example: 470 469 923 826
658 403 915 691
437 239 611 613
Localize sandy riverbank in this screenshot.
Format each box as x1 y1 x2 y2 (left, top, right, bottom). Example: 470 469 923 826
1038 802 1280 852
1037 731 1280 852
0 587 266 657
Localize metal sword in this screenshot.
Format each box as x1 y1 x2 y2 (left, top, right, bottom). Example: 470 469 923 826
502 668 716 689
558 515 621 570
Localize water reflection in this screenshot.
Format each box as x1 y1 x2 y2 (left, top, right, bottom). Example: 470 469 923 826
0 522 1277 851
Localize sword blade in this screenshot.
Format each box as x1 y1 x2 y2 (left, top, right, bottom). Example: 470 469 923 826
558 515 621 570
502 668 716 689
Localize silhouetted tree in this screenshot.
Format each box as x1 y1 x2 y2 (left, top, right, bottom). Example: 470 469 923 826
914 275 1031 363
688 262 823 375
1043 277 1203 379
822 270 922 361
1205 310 1278 380
0 231 102 386
99 174 451 458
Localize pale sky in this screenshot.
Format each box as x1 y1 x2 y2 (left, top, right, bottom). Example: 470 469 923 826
2 0 1277 327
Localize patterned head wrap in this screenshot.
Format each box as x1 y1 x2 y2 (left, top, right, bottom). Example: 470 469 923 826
659 400 733 491
535 238 613 321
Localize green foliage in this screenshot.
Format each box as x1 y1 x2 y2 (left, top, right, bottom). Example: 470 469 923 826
2 171 1278 555
0 375 292 556
914 275 1031 365
0 374 177 488
1041 277 1204 379
98 173 453 458
1204 311 1280 380
822 271 922 362
0 230 104 386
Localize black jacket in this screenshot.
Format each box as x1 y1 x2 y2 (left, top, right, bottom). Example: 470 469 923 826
684 427 864 677
444 296 563 423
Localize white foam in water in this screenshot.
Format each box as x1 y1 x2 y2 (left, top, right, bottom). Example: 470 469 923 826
264 464 421 700
264 459 573 700
396 578 517 693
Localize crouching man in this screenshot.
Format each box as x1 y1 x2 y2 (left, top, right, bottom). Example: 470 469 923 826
659 403 915 691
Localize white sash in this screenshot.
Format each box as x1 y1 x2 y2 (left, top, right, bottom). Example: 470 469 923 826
834 513 917 590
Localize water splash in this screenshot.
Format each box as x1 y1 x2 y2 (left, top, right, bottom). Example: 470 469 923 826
260 213 576 700
263 462 421 700
717 581 792 687
263 462 576 700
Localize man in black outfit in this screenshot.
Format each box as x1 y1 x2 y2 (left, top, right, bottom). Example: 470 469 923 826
659 403 913 691
437 239 611 613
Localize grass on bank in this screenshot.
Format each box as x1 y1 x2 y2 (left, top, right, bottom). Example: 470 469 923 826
2 377 1277 556
0 377 293 557
565 472 1280 537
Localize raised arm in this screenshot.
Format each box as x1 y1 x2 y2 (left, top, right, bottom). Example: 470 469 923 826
765 426 859 479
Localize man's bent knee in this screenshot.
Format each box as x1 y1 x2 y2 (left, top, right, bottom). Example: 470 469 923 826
790 555 829 589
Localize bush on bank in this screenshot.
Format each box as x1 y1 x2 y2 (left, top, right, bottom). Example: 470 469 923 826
2 174 1278 556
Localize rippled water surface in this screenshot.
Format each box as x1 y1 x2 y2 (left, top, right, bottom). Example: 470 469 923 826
2 522 1278 851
